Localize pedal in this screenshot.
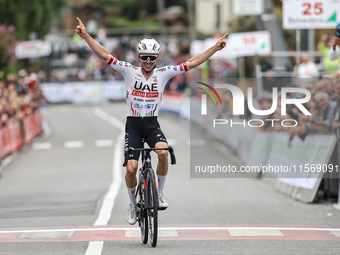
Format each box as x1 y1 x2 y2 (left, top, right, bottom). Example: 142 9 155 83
158 206 167 211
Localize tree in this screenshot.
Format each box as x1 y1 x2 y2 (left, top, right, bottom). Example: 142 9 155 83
92 0 187 25
0 0 67 40
0 24 16 71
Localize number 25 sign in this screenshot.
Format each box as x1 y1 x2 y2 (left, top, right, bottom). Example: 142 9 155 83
283 0 340 29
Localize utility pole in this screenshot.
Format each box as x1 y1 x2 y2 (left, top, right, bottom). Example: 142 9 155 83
187 0 196 40
157 0 166 37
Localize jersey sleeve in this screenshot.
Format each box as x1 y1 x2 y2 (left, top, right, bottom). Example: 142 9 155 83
107 55 133 76
329 45 340 61
157 62 188 80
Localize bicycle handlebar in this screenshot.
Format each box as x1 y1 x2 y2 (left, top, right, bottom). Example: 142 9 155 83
123 148 131 167
168 146 176 165
122 146 176 167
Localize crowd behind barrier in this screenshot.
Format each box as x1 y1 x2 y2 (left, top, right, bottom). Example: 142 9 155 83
0 71 45 166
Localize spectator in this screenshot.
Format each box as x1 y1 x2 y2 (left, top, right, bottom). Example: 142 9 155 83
320 77 336 101
296 54 320 87
328 22 340 77
317 34 340 73
332 79 340 131
302 92 336 133
314 80 324 93
96 24 107 46
334 79 340 99
286 90 337 146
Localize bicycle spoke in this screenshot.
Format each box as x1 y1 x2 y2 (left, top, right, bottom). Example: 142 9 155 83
146 170 158 247
136 172 148 244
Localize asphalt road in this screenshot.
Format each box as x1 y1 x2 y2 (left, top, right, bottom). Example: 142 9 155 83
0 103 339 255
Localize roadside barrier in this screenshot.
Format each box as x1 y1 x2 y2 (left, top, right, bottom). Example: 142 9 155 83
160 94 339 203
0 109 43 161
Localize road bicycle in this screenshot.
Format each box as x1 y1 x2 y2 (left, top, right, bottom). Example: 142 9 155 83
123 140 176 247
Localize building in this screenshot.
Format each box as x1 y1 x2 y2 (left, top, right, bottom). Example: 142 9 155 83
195 0 233 34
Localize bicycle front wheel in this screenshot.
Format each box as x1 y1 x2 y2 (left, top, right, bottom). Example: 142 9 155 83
146 169 158 247
136 171 148 244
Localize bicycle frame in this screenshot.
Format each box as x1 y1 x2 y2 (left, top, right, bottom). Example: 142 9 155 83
122 141 176 247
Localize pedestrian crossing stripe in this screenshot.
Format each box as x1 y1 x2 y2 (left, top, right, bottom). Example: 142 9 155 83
0 225 339 242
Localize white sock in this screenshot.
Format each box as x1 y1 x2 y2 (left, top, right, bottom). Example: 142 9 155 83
157 175 167 195
127 187 137 206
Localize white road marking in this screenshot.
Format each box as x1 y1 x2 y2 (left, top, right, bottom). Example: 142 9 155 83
333 204 340 211
0 226 340 234
228 229 283 236
41 115 52 139
32 142 52 150
330 231 340 237
93 108 125 131
19 231 74 239
85 108 125 255
93 134 123 226
95 140 114 147
167 138 178 146
187 139 207 146
64 141 84 149
1 153 17 168
125 229 178 237
84 241 105 254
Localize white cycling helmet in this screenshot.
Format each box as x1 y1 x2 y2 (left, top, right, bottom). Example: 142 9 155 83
137 38 161 55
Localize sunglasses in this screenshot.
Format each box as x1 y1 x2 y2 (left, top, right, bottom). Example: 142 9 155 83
139 55 158 62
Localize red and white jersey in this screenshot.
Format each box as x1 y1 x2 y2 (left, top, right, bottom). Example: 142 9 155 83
107 55 188 117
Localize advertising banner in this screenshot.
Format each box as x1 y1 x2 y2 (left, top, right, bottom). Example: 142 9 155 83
16 40 52 59
283 0 340 29
191 31 272 59
232 0 264 16
41 81 126 104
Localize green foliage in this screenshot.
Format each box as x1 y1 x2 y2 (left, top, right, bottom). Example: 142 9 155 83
0 25 16 71
106 16 159 28
93 0 151 21
92 0 188 27
0 0 67 40
228 15 257 33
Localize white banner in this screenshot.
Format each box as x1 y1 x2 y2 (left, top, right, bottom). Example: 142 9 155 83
227 31 272 57
232 0 264 15
190 31 271 59
283 0 340 29
73 82 102 104
41 81 126 104
16 40 52 59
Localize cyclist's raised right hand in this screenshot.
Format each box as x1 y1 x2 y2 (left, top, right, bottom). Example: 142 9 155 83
75 17 88 38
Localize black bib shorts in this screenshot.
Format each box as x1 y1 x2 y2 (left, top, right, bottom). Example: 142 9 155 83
124 117 167 161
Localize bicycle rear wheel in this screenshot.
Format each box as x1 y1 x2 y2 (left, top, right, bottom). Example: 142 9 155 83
136 171 148 244
146 169 158 247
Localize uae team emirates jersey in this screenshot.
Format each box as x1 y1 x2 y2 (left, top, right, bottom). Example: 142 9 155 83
107 55 188 117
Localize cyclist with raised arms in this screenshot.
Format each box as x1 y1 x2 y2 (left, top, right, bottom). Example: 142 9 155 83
76 17 229 225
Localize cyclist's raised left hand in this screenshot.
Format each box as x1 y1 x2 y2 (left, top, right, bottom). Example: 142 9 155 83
214 33 229 51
